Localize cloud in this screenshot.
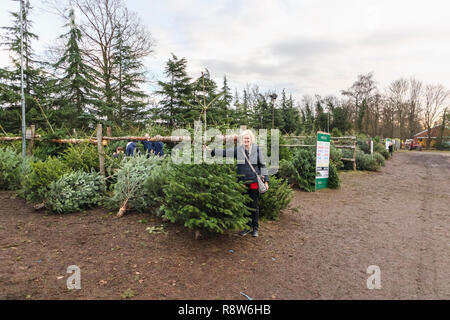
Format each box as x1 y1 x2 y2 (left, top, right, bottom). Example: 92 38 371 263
270 38 344 60
2 0 450 103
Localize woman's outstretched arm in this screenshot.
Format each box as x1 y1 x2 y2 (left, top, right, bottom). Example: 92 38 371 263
210 146 237 159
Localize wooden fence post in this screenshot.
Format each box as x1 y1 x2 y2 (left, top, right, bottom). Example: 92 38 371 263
96 124 105 176
352 139 357 171
106 127 112 145
26 125 35 156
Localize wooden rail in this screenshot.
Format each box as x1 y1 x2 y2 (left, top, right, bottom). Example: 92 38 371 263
282 135 357 171
331 136 356 170
0 125 245 176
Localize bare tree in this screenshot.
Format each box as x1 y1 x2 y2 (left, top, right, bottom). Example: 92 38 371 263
422 84 449 148
341 73 378 133
387 78 409 140
370 92 382 136
407 77 423 138
381 97 395 138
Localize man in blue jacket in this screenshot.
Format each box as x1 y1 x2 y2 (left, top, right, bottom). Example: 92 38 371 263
125 140 137 156
142 134 154 158
153 141 164 156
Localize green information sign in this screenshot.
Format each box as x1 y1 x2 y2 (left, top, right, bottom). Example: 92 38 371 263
315 132 330 191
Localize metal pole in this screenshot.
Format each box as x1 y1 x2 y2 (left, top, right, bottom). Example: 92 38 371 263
327 112 330 133
20 0 26 157
272 100 274 129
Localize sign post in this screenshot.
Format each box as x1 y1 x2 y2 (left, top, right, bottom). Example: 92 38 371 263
315 131 330 191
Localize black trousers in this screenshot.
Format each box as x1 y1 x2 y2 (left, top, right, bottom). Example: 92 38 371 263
245 185 259 230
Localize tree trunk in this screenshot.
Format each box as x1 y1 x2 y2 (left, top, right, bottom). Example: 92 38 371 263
97 123 105 176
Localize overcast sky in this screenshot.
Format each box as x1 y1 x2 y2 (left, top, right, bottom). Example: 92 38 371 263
1 0 450 103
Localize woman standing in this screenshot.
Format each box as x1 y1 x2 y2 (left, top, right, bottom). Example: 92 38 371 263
209 130 269 237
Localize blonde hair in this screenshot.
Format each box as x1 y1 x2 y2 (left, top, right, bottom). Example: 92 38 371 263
240 129 256 144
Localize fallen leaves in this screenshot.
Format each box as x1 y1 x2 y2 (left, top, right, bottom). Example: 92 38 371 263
120 288 136 299
146 225 167 235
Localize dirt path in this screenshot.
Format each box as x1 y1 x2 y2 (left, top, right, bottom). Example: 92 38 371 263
1 151 449 300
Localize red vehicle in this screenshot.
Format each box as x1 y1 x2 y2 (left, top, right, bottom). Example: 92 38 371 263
405 139 422 151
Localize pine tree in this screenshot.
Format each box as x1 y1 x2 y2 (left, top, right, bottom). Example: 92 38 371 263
314 97 329 132
53 7 97 129
218 75 232 125
272 95 284 130
161 163 251 233
281 92 300 134
155 54 193 127
193 69 221 126
233 87 250 126
232 88 250 126
357 99 368 132
302 96 315 134
111 24 149 128
261 91 283 130
242 88 250 125
0 0 44 132
253 94 271 129
331 106 351 134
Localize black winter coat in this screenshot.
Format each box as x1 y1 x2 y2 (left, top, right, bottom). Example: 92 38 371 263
211 144 270 183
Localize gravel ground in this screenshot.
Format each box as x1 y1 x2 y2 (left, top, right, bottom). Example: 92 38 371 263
0 151 449 299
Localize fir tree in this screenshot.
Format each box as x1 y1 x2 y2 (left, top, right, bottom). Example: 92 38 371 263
53 7 97 129
232 88 246 126
288 94 300 132
0 0 45 131
111 24 149 128
281 91 300 134
357 98 368 132
253 93 271 129
302 96 315 134
161 163 251 233
218 75 232 125
155 54 193 127
314 97 329 132
242 87 250 125
272 96 284 130
331 106 351 134
193 69 221 126
264 91 283 130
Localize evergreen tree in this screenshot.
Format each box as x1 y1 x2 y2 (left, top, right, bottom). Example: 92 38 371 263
218 75 232 125
302 96 315 134
232 88 252 127
331 106 352 134
111 24 149 128
314 96 328 132
240 87 250 125
272 94 284 130
161 163 251 233
192 69 221 126
53 7 97 129
0 0 45 132
253 93 271 129
357 98 368 132
155 54 193 127
280 90 299 133
231 88 241 126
